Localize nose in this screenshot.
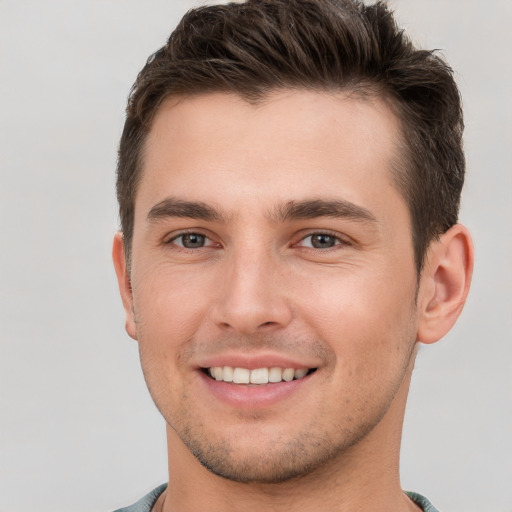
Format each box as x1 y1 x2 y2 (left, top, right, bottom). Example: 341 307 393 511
211 245 293 335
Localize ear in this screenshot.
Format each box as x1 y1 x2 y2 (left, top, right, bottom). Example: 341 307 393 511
112 232 138 340
416 224 474 344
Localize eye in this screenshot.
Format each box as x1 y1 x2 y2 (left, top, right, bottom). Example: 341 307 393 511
298 233 343 249
170 233 210 249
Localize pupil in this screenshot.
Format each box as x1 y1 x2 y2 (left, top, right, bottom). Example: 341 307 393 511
311 234 335 248
183 233 205 248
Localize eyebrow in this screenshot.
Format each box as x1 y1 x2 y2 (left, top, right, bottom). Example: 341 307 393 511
272 199 378 224
147 198 225 223
146 197 377 224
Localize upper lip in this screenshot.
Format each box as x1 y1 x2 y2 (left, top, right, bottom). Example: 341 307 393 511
194 351 321 370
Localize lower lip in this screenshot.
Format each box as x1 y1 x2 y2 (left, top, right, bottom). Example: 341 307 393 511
198 371 313 409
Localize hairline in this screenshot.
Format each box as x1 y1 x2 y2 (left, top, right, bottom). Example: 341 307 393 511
123 85 422 273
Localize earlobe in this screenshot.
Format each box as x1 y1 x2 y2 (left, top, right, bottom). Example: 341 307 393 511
417 224 474 344
112 232 138 340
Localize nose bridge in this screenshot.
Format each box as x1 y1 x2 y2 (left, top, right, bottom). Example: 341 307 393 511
214 236 291 334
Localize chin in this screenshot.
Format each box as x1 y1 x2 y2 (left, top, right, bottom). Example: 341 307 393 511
191 440 334 484
172 418 369 484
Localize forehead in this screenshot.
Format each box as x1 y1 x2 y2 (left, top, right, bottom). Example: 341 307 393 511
138 90 403 219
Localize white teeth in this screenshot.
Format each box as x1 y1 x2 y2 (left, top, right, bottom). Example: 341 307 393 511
294 368 308 379
282 368 295 382
232 367 250 384
207 366 311 384
250 368 269 384
222 366 234 382
268 367 282 383
213 367 223 381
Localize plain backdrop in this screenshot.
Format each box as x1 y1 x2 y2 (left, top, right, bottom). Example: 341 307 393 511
1 1 511 511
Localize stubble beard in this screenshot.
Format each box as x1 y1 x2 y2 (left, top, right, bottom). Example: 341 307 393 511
139 319 418 485
165 386 398 485
164 350 417 485
172 420 349 484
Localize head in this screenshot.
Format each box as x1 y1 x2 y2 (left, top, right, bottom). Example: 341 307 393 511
117 0 465 274
113 0 472 488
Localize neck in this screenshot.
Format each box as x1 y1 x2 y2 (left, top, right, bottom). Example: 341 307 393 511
158 355 418 512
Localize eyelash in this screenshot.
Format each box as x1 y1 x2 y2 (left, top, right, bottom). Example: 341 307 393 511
295 231 349 250
164 230 349 252
166 231 216 249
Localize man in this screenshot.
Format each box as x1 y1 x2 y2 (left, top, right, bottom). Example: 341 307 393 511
112 0 473 510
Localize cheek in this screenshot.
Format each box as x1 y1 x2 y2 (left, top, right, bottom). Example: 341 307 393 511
133 260 214 335
130 264 216 391
294 266 418 372
132 268 208 416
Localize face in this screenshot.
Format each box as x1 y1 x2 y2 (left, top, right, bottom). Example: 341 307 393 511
116 91 421 483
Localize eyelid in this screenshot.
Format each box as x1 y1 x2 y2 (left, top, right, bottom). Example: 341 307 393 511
162 228 350 249
295 230 351 248
164 229 219 248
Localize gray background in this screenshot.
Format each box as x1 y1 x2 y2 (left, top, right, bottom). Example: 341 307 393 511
1 1 510 511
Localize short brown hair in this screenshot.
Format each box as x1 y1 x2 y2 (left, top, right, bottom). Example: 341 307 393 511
117 0 464 272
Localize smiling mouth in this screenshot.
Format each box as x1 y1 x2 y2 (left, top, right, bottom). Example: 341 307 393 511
203 366 317 384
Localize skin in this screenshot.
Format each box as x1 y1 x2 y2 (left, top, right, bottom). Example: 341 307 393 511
113 91 473 511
